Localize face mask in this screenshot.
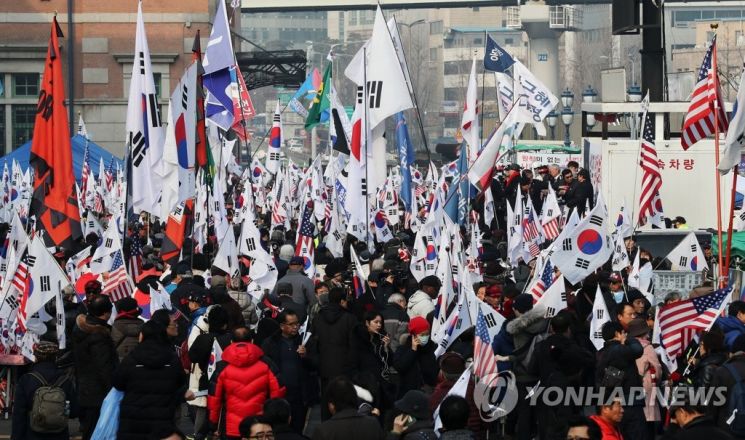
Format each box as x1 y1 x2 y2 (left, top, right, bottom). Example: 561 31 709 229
418 335 430 345
613 291 625 303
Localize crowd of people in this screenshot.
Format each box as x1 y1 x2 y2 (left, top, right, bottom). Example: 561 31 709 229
5 160 743 440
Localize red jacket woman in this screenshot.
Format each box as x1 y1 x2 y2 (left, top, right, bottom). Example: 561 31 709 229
208 342 285 437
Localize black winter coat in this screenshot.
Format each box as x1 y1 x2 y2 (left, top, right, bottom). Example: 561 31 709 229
393 336 438 397
113 339 187 440
531 333 594 387
261 331 317 405
596 338 644 406
309 304 358 380
11 362 78 440
710 353 745 430
170 278 209 316
311 408 385 440
673 416 735 440
352 325 391 383
189 331 231 391
71 314 118 407
690 351 728 388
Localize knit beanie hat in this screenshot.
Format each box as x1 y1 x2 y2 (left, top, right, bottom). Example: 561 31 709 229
408 316 430 335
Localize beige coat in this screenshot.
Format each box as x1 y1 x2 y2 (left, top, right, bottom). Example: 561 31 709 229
635 337 661 422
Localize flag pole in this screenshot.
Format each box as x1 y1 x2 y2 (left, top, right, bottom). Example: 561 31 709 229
713 29 725 288
726 165 738 269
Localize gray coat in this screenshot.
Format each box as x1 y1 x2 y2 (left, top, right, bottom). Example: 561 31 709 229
506 305 549 382
273 269 316 308
111 317 143 361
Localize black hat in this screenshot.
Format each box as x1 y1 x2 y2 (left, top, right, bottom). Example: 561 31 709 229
394 390 432 420
513 294 534 314
289 256 304 266
115 297 140 315
187 292 207 306
420 275 442 289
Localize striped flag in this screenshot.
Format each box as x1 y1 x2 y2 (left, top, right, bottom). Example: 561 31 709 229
473 307 499 379
540 186 562 241
638 93 664 226
659 287 731 359
128 231 143 281
103 250 134 302
529 259 555 301
681 35 729 150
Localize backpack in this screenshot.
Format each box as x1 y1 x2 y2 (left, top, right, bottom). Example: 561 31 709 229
28 372 69 434
179 339 192 372
600 365 626 389
724 363 745 436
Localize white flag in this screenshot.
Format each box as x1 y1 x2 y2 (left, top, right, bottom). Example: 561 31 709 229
433 366 471 433
434 292 473 357
55 289 66 350
161 62 197 219
90 226 123 274
665 232 708 272
611 232 630 272
614 201 633 238
590 285 610 350
719 66 745 174
344 6 414 129
126 1 165 215
266 101 283 175
462 57 480 161
213 229 240 279
484 186 496 227
551 195 613 284
21 235 70 328
207 339 223 379
535 275 567 318
77 113 89 139
467 111 516 190
512 60 559 135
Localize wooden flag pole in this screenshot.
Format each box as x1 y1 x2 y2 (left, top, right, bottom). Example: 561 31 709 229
726 165 738 269
713 27 725 287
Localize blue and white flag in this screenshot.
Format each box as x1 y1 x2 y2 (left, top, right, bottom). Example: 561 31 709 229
719 64 745 174
203 0 237 129
289 68 321 118
395 112 415 213
483 35 515 73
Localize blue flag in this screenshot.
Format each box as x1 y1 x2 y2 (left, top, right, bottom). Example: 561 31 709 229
444 143 471 225
289 68 320 118
395 112 415 213
483 35 515 73
202 0 237 129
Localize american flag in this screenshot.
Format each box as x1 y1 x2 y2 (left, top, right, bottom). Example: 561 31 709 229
529 260 555 301
295 199 315 277
80 146 91 209
639 97 663 224
473 308 499 379
659 287 731 358
681 35 729 150
14 255 30 330
542 218 560 241
105 157 115 192
103 250 134 302
128 232 142 281
522 209 540 242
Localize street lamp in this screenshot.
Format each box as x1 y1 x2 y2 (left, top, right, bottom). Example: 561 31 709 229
627 83 642 139
583 85 597 130
562 106 574 148
547 109 558 140
398 19 426 59
561 88 574 108
627 83 642 102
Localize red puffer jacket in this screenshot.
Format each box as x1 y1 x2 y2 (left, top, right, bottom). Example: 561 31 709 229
208 342 285 437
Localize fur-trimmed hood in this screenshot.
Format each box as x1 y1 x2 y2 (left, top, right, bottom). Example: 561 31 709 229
506 305 547 336
75 314 111 336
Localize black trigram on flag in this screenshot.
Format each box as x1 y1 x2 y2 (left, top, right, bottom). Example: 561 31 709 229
367 80 383 109
589 215 603 227
174 205 183 216
269 153 280 161
333 230 342 241
40 275 51 292
88 221 95 229
691 244 697 252
361 178 367 196
546 307 556 317
596 310 604 320
575 258 590 269
26 255 37 268
139 51 145 74
546 209 553 217
679 256 688 266
148 93 162 128
245 237 256 252
484 312 497 328
561 292 567 302
4 295 19 310
562 238 573 251
105 238 113 248
131 131 148 167
356 86 364 104
181 84 189 110
593 331 603 340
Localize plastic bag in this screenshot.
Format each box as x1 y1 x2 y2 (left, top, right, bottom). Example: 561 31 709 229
90 388 124 440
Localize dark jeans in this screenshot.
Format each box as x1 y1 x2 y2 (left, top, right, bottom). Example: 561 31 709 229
515 382 537 440
79 406 101 440
620 405 648 440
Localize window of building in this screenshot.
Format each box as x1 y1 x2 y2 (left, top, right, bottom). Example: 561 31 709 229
12 73 39 97
430 47 439 60
12 105 36 149
430 20 443 35
153 73 162 99
0 75 4 98
0 106 5 154
444 88 460 101
349 11 358 25
474 37 483 45
505 38 514 45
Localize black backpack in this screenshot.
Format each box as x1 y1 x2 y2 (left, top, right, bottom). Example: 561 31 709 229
28 372 69 433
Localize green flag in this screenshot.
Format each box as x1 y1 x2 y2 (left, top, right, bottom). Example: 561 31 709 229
305 63 332 129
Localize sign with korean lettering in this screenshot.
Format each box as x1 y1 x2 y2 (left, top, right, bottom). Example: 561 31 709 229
513 60 559 126
516 152 583 170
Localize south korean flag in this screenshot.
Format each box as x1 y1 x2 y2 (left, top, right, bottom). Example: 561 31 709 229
552 195 612 284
